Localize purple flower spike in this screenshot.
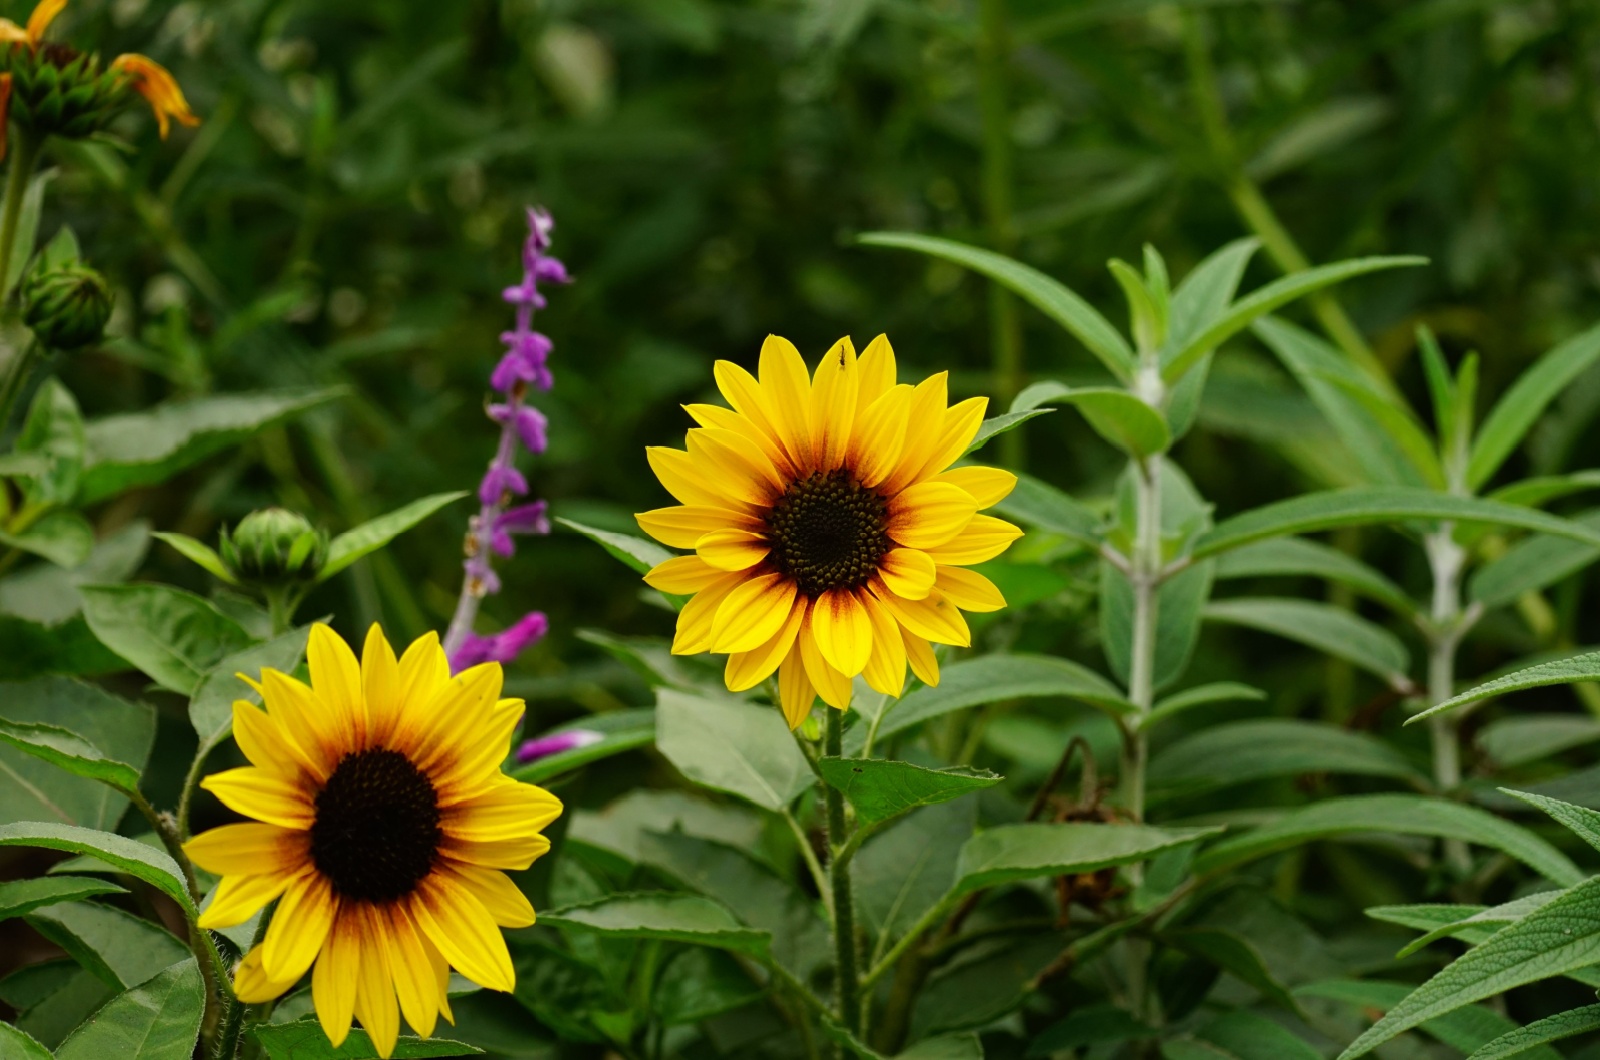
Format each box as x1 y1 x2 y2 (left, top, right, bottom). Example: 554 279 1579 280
489 403 549 454
478 463 528 506
491 501 551 557
450 611 549 670
517 727 604 763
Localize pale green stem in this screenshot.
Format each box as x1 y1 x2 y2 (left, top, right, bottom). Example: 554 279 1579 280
1425 527 1472 874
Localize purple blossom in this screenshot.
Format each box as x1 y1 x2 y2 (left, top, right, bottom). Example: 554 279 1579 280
451 611 549 670
490 331 554 393
490 402 549 454
517 727 604 763
491 501 550 557
478 463 528 506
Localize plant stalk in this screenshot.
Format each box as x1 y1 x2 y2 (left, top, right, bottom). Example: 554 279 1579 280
0 128 39 297
1424 527 1471 874
1125 450 1163 826
823 707 861 1042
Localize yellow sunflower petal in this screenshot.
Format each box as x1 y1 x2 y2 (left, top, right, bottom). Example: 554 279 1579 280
907 396 988 484
428 940 455 1024
644 554 727 595
696 528 771 572
313 912 361 1047
879 372 949 496
811 588 872 677
185 822 308 878
647 446 752 511
924 514 1024 565
878 547 936 601
934 465 1017 508
710 572 798 654
777 648 816 730
446 864 537 928
384 904 440 1039
671 572 746 654
410 874 515 992
903 629 940 687
431 699 525 804
262 871 337 983
798 622 852 709
394 663 502 772
362 624 403 747
725 595 807 692
397 631 451 712
758 335 814 470
352 905 400 1059
689 426 786 496
198 871 294 929
308 623 364 748
712 360 789 461
109 54 199 138
442 778 563 842
860 591 907 697
25 0 64 43
871 582 971 647
636 505 760 549
0 20 28 43
685 402 795 478
809 336 858 470
439 832 552 871
849 384 912 488
234 945 300 1004
200 767 314 830
855 334 897 416
887 481 979 550
231 699 304 778
935 566 1007 612
684 432 778 509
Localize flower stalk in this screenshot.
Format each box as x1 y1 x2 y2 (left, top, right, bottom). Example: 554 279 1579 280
823 706 862 1043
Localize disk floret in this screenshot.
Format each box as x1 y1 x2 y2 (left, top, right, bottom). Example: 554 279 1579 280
766 468 890 597
309 748 442 903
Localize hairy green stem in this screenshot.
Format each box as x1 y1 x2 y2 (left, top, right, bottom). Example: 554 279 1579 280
1125 451 1163 826
1424 528 1472 874
824 708 861 1042
212 905 272 1060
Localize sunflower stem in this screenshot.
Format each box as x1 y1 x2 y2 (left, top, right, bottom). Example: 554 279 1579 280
823 706 862 1043
212 908 271 1060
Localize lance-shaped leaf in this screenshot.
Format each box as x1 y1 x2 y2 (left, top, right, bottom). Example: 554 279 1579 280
1162 255 1426 382
53 958 204 1060
818 758 1001 825
1464 1004 1600 1060
1478 714 1600 768
655 691 812 811
1141 682 1265 731
1193 795 1583 886
1163 238 1260 356
993 472 1103 547
954 822 1223 894
558 517 672 575
0 717 141 794
1213 536 1412 613
1203 597 1411 688
1168 928 1301 1013
1468 509 1600 608
149 532 234 583
1148 719 1423 801
1503 789 1600 854
1468 320 1600 490
79 584 253 696
1189 487 1600 563
1338 876 1600 1059
0 823 195 916
858 232 1136 380
542 892 770 956
1393 890 1563 959
319 491 468 581
0 877 125 921
1308 979 1560 1060
1410 650 1600 724
965 408 1055 455
511 708 656 784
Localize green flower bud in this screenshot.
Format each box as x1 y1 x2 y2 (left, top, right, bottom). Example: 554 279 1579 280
21 260 112 349
6 42 132 141
219 508 330 591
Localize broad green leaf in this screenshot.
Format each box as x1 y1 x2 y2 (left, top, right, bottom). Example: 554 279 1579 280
965 408 1055 455
27 901 188 989
54 958 204 1060
542 892 770 956
14 378 85 506
1477 714 1600 767
511 708 656 784
1203 597 1410 686
1148 719 1423 800
1163 255 1426 382
79 584 253 695
1468 320 1600 490
251 1021 483 1059
0 1023 50 1060
0 716 141 793
76 389 342 505
654 690 812 811
1198 1009 1322 1060
1164 237 1259 356
1503 789 1600 853
909 934 1064 1038
1465 1004 1600 1060
150 532 234 583
188 625 312 746
0 678 154 830
0 822 196 916
1160 1039 1235 1060
1337 876 1600 1059
1213 536 1412 612
856 799 972 948
1030 1003 1155 1055
858 655 1133 750
11 965 114 1048
858 232 1136 379
557 517 672 575
320 491 468 581
817 757 1000 825
0 451 47 475
954 822 1223 894
1411 650 1600 723
0 509 94 568
1189 487 1600 562
992 471 1103 546
0 876 125 921
1468 509 1600 608
1193 794 1583 886
0 519 148 628
1142 682 1265 730
1058 386 1171 458
1169 928 1300 1013
654 948 765 1027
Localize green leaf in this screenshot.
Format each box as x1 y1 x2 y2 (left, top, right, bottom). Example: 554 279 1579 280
1306 979 1556 1060
654 690 812 811
1393 891 1563 959
1164 238 1259 357
1029 1003 1155 1056
857 655 1133 750
1169 928 1300 1013
1478 715 1600 767
1162 256 1426 382
79 584 253 695
0 876 125 921
1193 794 1583 886
14 378 85 506
0 509 95 568
0 1023 51 1060
817 757 1000 825
251 1021 483 1059
1502 789 1600 853
1487 470 1600 509
54 958 204 1060
510 709 656 784
188 625 312 747
150 532 235 583
0 822 196 917
858 232 1136 380
27 901 188 989
557 517 672 575
320 491 467 581
1059 386 1171 458
1464 1004 1600 1060
0 451 47 476
0 678 154 830
1468 509 1600 608
1148 719 1424 801
857 800 972 950
992 471 1103 546
542 892 770 956
954 822 1223 894
76 389 342 505
964 407 1055 455
1411 650 1600 723
1142 682 1265 730
1213 537 1413 613
1203 597 1410 686
0 519 147 628
1198 1009 1322 1060
1337 876 1600 1059
1190 487 1600 562
1468 320 1600 490
1316 372 1444 487
0 716 142 793
3 168 53 297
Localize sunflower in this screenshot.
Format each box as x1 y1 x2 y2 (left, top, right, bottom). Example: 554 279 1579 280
637 334 1023 728
184 624 562 1058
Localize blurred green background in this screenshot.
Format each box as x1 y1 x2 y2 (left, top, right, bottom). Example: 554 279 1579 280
37 0 1600 735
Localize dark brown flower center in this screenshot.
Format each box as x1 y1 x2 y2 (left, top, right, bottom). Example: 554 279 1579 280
310 748 440 903
764 468 890 597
